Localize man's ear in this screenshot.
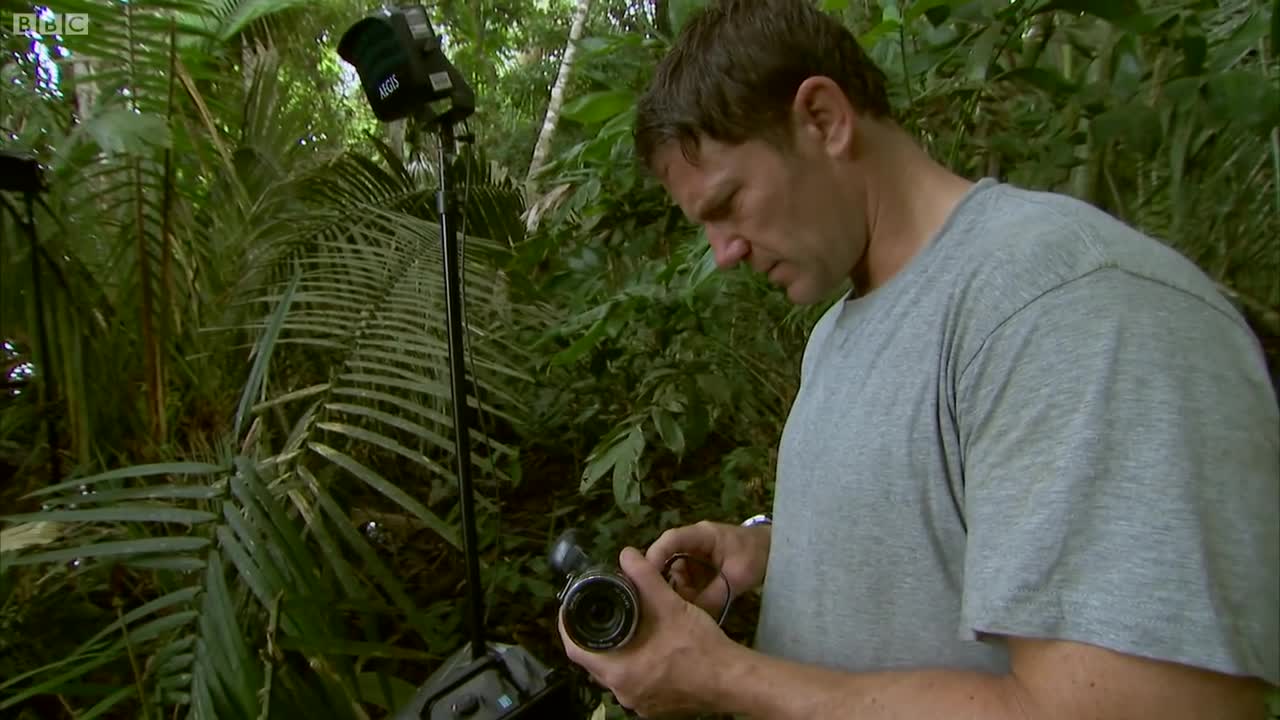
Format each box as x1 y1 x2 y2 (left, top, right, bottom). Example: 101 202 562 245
791 76 855 159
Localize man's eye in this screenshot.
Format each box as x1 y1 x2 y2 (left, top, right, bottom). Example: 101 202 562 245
707 196 734 221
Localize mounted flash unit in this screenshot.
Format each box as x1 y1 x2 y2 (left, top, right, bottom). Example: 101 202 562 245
337 4 474 125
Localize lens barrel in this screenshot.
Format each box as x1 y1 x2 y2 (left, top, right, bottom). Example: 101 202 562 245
560 569 639 651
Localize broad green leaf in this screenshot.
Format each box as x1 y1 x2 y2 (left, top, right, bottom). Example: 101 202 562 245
75 686 134 720
1208 10 1269 73
235 268 301 440
667 0 708 34
37 485 224 506
6 536 210 565
214 0 312 40
309 442 461 550
24 462 225 498
1035 0 1155 33
74 108 172 155
580 423 646 497
696 373 733 405
1204 71 1280 133
355 673 419 712
1179 31 1207 76
125 556 206 572
1091 105 1163 159
858 18 901 49
551 313 611 366
611 425 646 510
561 90 634 125
995 67 1078 96
3 507 217 525
1273 0 1280 68
904 0 964 23
652 408 686 455
966 23 1003 81
1109 33 1144 99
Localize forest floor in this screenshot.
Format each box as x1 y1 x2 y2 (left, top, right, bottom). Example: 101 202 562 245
0 436 766 719
375 440 766 716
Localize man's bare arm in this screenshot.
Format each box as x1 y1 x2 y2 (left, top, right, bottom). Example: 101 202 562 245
708 636 1270 720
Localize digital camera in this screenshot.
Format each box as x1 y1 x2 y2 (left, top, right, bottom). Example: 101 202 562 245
548 529 640 652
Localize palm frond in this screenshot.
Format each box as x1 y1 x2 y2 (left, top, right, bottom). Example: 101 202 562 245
0 450 434 718
239 193 538 541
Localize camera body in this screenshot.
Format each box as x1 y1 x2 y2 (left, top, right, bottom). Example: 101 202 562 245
549 530 640 652
336 3 475 124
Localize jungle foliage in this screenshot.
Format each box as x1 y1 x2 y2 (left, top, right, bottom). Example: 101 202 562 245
0 0 1276 717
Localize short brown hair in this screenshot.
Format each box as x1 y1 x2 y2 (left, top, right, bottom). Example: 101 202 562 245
634 0 892 171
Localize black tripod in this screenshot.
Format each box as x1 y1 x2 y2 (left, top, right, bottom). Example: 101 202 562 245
387 116 582 720
338 6 587 718
0 151 60 485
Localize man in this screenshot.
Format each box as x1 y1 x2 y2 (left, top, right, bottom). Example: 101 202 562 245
557 0 1280 717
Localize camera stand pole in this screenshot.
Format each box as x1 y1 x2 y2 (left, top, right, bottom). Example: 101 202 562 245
387 112 585 720
435 116 487 664
337 7 588 715
0 152 59 485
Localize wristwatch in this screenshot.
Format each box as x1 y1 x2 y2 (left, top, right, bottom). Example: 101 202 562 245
740 513 772 527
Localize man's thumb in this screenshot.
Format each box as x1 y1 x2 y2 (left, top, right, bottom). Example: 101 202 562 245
618 546 673 603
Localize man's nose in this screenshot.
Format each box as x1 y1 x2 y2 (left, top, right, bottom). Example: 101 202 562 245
706 225 748 269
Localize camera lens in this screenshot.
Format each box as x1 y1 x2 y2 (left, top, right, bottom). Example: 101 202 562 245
561 572 639 651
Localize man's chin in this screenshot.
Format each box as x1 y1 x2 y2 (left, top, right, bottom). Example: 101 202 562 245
783 283 823 306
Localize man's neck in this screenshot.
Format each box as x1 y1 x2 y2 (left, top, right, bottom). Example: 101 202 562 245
851 125 975 295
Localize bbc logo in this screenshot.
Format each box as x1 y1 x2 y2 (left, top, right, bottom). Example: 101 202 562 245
11 13 89 35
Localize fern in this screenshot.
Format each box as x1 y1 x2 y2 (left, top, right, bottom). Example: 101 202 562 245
0 189 539 713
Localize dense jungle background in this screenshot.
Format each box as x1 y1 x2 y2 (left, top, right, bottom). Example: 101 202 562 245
0 0 1277 717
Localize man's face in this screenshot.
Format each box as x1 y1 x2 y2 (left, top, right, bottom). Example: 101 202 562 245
654 133 863 305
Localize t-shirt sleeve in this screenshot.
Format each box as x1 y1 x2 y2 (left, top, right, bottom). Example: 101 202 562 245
955 267 1280 685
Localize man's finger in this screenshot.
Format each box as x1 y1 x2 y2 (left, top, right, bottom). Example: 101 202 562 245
644 523 715 566
619 546 680 609
696 577 733 614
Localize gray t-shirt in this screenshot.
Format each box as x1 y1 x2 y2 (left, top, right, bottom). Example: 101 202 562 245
753 178 1280 686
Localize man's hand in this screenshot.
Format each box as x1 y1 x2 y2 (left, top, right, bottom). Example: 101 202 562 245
558 546 740 717
644 520 771 615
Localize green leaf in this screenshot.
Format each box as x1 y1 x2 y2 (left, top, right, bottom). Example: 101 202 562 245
551 313 611 366
24 462 225 498
995 67 1078 96
1091 104 1162 158
74 108 172 155
1208 11 1269 73
355 673 419 712
1179 31 1207 76
667 0 708 34
1035 0 1156 33
1272 0 1280 68
561 90 635 125
858 18 901 49
1203 71 1280 133
696 373 733 405
966 23 1003 82
214 0 312 40
580 423 646 505
1109 33 1143 99
904 0 964 23
235 268 301 440
2 506 217 525
7 536 211 565
652 409 686 455
309 442 461 551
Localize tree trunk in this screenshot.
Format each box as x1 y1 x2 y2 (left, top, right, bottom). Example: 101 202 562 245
526 0 592 191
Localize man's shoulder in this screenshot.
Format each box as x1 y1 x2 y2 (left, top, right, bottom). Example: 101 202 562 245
948 181 1244 336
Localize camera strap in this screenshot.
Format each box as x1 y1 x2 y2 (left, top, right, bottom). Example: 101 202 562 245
660 553 735 626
